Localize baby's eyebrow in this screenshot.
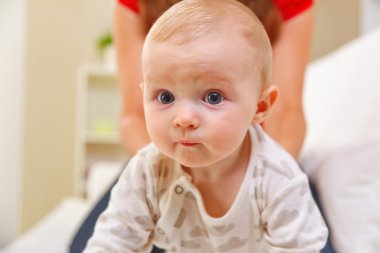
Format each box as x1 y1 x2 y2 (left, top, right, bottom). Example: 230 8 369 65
197 74 234 88
144 76 174 87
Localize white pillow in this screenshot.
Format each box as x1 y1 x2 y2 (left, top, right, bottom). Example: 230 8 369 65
301 26 380 174
300 27 380 252
306 142 380 253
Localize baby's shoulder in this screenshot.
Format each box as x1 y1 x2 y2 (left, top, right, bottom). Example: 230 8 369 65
248 152 309 212
255 153 303 181
252 126 304 181
248 137 308 202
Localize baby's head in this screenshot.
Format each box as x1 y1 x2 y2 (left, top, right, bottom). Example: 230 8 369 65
142 0 278 168
143 0 273 88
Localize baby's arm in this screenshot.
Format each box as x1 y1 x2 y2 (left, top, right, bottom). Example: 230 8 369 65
262 173 328 252
84 158 156 253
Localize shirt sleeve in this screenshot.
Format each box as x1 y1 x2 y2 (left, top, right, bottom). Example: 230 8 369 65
118 0 312 21
274 0 313 21
118 0 139 13
83 156 156 253
262 174 328 252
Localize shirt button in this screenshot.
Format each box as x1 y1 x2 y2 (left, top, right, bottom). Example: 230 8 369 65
157 227 165 235
175 185 184 194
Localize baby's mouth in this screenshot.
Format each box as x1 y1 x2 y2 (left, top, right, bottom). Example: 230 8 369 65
179 140 199 147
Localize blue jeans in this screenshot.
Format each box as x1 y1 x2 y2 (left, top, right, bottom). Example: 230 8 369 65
309 181 336 253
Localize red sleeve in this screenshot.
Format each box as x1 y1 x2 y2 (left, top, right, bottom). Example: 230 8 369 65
274 0 313 21
118 0 312 21
118 0 139 13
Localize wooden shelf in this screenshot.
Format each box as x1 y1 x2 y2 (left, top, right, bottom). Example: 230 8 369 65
86 132 120 144
74 63 126 196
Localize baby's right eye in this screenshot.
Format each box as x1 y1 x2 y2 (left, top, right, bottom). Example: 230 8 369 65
157 91 175 104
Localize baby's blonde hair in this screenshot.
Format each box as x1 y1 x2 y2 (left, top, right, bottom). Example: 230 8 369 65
144 0 272 86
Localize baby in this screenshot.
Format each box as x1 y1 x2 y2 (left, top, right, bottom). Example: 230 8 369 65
84 0 328 252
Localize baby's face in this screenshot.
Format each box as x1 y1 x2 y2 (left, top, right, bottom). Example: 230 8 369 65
142 29 262 169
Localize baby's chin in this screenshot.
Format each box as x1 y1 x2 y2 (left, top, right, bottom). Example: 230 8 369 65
174 153 224 171
154 141 226 169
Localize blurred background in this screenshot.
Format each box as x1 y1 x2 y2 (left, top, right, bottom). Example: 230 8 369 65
1 0 380 250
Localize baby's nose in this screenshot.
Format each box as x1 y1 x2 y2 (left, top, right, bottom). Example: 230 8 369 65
173 102 199 128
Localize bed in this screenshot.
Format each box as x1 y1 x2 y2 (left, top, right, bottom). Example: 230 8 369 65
0 162 122 253
2 27 380 253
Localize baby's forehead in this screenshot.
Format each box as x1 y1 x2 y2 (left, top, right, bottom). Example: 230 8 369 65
145 19 264 71
145 29 256 66
143 37 262 87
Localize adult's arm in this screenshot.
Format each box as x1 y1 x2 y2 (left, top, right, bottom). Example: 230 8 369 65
113 2 151 155
265 7 314 158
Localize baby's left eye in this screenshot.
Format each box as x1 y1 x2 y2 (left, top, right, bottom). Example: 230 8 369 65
204 91 224 105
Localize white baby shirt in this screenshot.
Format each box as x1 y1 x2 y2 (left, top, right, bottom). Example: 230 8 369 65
84 125 328 253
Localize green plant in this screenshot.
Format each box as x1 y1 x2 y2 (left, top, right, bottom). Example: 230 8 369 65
97 32 113 56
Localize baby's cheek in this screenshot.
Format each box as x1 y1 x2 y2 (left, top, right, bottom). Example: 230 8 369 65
208 123 242 146
146 120 160 138
145 111 160 137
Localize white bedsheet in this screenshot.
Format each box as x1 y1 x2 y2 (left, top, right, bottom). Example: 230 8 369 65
0 197 91 253
0 161 122 253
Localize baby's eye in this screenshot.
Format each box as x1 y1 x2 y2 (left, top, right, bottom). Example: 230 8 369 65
204 91 224 105
157 91 175 104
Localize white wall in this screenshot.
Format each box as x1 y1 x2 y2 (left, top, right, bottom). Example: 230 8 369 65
0 0 26 247
21 0 113 231
311 0 360 59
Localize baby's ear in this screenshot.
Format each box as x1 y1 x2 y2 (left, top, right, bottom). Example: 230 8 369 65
252 85 278 125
